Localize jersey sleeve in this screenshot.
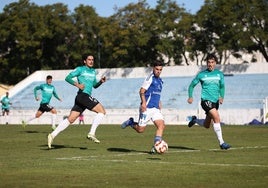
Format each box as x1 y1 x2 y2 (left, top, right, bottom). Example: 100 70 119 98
52 86 60 100
34 85 42 98
188 73 200 98
65 67 81 85
219 72 225 98
141 73 153 90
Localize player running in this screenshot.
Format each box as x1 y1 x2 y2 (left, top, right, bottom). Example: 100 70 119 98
22 75 61 130
1 92 12 125
187 54 231 150
47 54 106 149
121 60 166 154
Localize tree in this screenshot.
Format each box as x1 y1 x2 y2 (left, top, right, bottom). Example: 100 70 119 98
192 0 268 63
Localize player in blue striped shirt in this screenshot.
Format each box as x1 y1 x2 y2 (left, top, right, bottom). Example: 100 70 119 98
121 61 166 153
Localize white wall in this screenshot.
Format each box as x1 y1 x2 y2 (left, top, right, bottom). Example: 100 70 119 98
2 63 268 125
1 108 264 125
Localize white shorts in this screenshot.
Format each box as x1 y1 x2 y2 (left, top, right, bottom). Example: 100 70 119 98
138 107 164 127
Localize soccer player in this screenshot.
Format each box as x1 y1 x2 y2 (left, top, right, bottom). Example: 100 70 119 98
22 75 62 130
187 54 231 150
1 92 12 124
121 60 166 154
47 54 106 149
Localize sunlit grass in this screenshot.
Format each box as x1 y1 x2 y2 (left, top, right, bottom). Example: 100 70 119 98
0 124 267 187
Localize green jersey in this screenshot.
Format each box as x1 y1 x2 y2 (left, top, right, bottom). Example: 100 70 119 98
34 84 60 104
65 66 100 95
188 69 225 103
1 96 11 109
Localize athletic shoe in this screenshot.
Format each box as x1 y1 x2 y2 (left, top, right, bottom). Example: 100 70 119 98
121 117 134 129
220 143 231 150
188 116 197 127
150 146 156 154
87 134 100 144
21 120 27 128
47 133 53 149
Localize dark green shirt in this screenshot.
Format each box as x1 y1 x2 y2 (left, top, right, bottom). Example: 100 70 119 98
188 69 225 103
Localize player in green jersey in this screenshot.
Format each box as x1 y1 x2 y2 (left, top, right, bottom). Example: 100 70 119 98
22 75 62 130
187 54 231 150
47 54 106 149
1 92 12 124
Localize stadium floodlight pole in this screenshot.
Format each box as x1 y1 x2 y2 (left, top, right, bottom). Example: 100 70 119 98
97 37 102 68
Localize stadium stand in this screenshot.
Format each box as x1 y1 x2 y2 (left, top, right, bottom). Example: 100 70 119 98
1 64 268 125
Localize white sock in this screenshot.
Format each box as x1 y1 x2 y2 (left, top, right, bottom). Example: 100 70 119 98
213 123 224 145
52 114 56 127
89 113 105 135
5 115 9 124
26 116 36 123
51 118 70 138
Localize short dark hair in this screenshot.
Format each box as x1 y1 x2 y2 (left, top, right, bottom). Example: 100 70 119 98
46 75 52 80
82 54 94 61
206 54 218 63
152 60 164 67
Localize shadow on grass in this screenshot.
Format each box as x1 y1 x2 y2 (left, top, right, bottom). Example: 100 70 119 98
168 145 197 150
39 144 88 150
107 147 150 154
21 130 48 134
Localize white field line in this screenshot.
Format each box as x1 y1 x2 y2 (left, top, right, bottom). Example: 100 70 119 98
55 145 268 168
56 157 268 168
208 145 268 151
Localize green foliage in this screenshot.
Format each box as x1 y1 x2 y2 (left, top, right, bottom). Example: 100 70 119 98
193 0 268 64
0 0 267 84
0 125 267 187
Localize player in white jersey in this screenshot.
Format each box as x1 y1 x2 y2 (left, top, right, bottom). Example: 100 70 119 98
121 61 166 154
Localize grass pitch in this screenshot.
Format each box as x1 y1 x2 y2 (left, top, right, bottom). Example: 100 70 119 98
0 124 267 188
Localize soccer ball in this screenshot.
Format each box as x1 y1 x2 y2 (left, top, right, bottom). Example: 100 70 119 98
154 140 168 154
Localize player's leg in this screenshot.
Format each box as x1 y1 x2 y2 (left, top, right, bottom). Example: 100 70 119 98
87 98 106 143
122 107 152 133
50 108 57 130
35 110 43 118
203 114 213 128
5 110 10 124
22 110 43 127
201 100 214 128
208 108 230 149
150 109 165 153
48 110 80 149
153 119 165 140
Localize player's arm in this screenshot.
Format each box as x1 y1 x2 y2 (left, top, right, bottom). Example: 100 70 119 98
65 69 84 90
139 87 147 112
93 77 106 88
219 73 225 104
187 75 200 104
52 87 62 101
34 85 41 101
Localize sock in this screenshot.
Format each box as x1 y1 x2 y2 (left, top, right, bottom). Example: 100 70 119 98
51 118 70 138
52 114 56 127
154 136 162 144
213 123 224 145
196 119 205 126
4 115 9 124
26 116 36 123
89 113 105 135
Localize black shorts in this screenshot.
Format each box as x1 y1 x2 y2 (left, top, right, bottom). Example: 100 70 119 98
38 103 54 113
2 109 9 113
71 92 99 113
201 100 219 114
